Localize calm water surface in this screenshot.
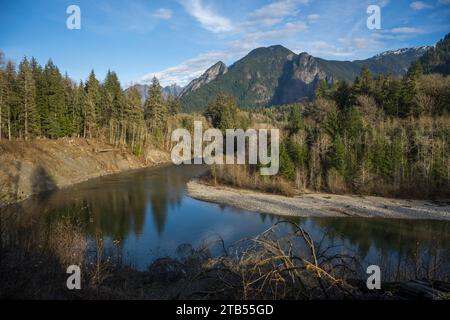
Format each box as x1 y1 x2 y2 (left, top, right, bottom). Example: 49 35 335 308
2 165 449 278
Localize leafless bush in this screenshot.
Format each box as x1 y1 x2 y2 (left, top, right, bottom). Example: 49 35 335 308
208 164 295 197
184 221 362 300
48 215 86 266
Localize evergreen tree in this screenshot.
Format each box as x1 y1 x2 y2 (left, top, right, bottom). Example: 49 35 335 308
144 77 168 135
103 70 125 125
333 81 355 110
315 79 330 99
63 73 76 135
279 143 295 181
73 81 85 137
3 60 17 140
354 66 373 95
17 57 39 139
167 96 181 116
43 60 67 138
288 104 303 135
204 92 239 130
84 70 101 138
398 63 422 118
30 57 47 137
126 86 144 123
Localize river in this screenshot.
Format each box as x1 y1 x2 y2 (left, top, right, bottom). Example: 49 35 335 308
1 164 449 280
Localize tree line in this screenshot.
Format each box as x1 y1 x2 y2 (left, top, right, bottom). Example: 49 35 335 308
0 51 180 153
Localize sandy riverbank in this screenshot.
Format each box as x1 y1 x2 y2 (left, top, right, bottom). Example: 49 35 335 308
0 138 170 206
187 180 450 220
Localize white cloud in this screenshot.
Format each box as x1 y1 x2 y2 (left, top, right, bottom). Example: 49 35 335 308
249 0 308 26
385 27 425 34
304 41 357 57
140 51 232 86
307 14 320 22
153 8 173 20
232 21 307 52
410 1 433 10
180 0 233 33
371 26 426 40
438 0 450 5
338 37 380 49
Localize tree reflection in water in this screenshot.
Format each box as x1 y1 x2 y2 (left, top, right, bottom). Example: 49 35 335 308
1 164 449 278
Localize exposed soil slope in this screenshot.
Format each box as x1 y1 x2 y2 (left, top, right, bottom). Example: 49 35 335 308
0 138 169 205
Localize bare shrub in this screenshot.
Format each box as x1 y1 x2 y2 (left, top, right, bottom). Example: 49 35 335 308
48 216 86 266
209 164 295 197
187 222 361 300
327 168 347 194
356 95 383 123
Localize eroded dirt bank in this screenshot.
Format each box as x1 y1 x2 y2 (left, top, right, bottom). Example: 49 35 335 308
187 180 450 221
0 138 169 205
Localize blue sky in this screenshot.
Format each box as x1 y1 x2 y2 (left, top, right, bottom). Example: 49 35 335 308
1 0 449 87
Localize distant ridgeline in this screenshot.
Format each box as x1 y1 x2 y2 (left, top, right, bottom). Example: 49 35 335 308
180 32 450 112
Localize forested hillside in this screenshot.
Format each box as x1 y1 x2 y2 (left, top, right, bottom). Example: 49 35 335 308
419 32 450 75
0 51 181 153
206 65 450 199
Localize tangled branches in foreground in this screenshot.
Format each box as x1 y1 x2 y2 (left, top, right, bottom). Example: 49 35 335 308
184 221 363 300
2 216 448 300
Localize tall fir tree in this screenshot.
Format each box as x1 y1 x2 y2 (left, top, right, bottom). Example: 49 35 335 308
144 77 168 136
354 66 373 95
3 60 17 140
73 81 85 137
103 70 125 125
167 96 181 116
204 92 239 130
126 86 144 123
17 57 39 139
63 73 76 135
84 70 101 138
43 59 67 138
30 57 47 137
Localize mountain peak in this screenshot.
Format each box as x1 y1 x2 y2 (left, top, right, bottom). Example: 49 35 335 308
248 45 293 55
180 61 228 97
374 46 431 60
209 61 227 71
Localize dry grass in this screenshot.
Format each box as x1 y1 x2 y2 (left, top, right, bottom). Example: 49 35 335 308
208 164 295 197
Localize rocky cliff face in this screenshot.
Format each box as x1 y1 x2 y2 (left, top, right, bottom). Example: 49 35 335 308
179 61 228 97
274 53 334 104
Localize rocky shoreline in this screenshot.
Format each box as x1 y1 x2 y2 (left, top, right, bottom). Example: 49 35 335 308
187 180 450 221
